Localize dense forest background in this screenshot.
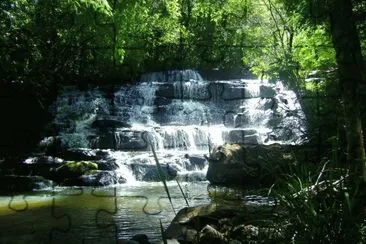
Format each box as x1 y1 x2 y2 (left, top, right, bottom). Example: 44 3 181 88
0 0 365 174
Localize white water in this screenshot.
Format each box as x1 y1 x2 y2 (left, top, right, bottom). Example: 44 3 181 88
47 70 307 183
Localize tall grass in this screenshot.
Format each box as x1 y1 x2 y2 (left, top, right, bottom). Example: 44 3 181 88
269 160 366 243
149 138 176 214
145 131 192 242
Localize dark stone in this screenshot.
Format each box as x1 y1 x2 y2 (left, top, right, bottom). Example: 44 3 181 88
19 156 64 180
154 96 171 106
156 84 175 98
96 159 119 170
95 170 126 185
38 136 65 155
177 172 206 182
199 224 226 243
23 156 64 165
96 131 116 149
222 85 252 100
0 175 53 194
59 148 100 161
115 130 148 150
165 204 224 242
230 224 259 240
206 144 296 186
131 234 151 244
184 154 208 170
224 130 259 145
63 170 126 186
262 98 277 110
131 163 178 181
259 85 276 98
234 113 249 127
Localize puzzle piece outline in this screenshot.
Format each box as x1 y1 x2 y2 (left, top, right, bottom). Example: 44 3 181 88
1 2 339 240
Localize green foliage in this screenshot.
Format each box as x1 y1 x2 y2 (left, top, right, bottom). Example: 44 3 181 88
0 0 343 87
293 25 336 77
271 163 366 243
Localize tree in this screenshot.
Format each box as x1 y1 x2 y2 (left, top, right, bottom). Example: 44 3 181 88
328 0 366 182
278 0 366 182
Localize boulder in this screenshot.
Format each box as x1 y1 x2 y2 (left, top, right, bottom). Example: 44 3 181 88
259 85 276 98
165 204 246 243
222 85 253 100
21 156 65 179
55 161 98 180
177 172 206 182
224 130 259 145
131 163 178 182
206 144 295 186
63 170 126 186
115 130 148 150
0 175 53 194
184 154 207 171
38 136 64 155
96 159 119 171
156 84 175 98
166 202 275 243
59 148 102 161
95 131 116 149
23 156 64 165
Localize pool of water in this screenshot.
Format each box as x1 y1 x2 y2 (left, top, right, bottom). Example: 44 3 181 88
0 181 212 244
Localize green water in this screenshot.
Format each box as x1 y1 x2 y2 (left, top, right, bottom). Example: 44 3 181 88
0 181 211 244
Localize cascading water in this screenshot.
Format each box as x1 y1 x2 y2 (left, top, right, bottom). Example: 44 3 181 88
47 69 307 184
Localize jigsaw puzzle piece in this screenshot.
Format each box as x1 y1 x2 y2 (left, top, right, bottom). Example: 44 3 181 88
49 187 118 244
7 195 29 212
90 187 118 243
0 193 70 244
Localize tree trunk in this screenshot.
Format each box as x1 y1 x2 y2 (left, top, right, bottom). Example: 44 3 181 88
329 0 366 182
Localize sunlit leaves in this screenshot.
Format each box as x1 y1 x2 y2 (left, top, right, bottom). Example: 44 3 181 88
293 25 336 77
64 0 112 15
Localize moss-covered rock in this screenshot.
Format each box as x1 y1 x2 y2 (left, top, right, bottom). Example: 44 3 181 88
56 161 98 179
206 143 297 186
62 170 126 186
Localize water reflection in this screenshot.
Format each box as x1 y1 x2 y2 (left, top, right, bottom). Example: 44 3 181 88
0 182 273 243
0 182 211 243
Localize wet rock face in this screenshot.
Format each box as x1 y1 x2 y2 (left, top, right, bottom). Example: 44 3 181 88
63 170 126 187
206 143 296 186
165 202 275 243
0 175 53 194
46 71 306 151
130 163 178 182
23 70 307 187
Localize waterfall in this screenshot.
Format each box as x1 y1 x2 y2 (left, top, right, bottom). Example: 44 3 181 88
46 70 307 183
